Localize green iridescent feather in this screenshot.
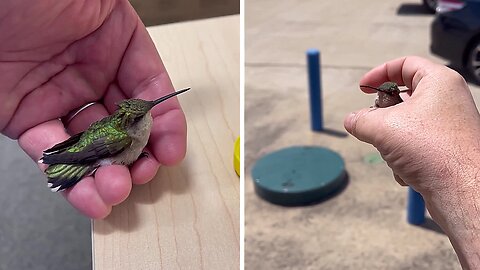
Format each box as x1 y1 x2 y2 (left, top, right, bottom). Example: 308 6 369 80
42 114 132 165
41 114 133 191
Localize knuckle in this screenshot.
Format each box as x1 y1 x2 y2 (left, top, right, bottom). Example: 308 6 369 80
443 67 467 85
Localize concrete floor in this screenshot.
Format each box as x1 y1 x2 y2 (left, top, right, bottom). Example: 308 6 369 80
245 0 480 269
0 2 239 270
0 136 92 270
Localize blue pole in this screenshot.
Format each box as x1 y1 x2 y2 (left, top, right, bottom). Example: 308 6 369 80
307 49 323 131
407 187 425 225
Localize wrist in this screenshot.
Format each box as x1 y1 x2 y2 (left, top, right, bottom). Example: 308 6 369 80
422 168 480 269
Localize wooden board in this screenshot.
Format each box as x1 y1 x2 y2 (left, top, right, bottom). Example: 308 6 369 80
93 15 240 270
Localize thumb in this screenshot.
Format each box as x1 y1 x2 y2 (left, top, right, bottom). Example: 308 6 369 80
344 107 386 145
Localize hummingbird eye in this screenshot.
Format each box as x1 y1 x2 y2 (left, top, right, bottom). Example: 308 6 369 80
133 114 144 122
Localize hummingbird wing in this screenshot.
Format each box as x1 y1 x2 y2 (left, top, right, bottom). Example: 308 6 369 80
41 127 132 165
45 163 97 192
43 132 83 155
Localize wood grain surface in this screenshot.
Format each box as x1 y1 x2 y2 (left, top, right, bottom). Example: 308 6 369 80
93 15 239 270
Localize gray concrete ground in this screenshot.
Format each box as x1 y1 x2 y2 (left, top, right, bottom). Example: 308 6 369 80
245 0 480 269
0 136 91 270
0 2 239 270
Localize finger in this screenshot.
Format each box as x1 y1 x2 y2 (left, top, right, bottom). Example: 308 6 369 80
359 56 438 92
344 107 386 145
65 103 109 134
63 177 112 219
360 57 408 90
94 165 132 205
130 148 161 185
394 173 408 186
149 109 187 166
116 18 174 95
18 119 69 162
115 20 187 166
3 83 99 139
18 121 112 218
116 19 182 118
358 85 379 94
135 85 187 166
103 84 128 114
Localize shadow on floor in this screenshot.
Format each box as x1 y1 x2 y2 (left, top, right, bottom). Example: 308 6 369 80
396 3 434 15
314 128 349 138
415 217 445 235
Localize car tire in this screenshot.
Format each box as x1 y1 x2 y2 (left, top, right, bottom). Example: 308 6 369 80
466 38 480 85
422 0 437 13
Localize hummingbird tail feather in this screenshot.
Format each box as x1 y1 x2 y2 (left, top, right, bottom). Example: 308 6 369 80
45 164 97 192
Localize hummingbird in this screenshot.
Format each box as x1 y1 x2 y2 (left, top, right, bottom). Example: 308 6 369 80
39 87 190 192
360 81 408 108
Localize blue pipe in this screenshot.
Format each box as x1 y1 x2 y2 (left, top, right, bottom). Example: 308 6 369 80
306 49 323 131
407 187 425 225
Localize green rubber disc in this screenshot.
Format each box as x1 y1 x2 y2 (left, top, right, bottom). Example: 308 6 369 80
251 146 346 206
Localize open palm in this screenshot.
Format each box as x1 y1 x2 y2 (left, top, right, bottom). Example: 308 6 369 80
0 0 187 218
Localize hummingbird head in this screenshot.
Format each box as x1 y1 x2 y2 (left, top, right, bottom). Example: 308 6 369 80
117 99 154 118
116 87 191 125
377 82 400 93
360 81 400 94
115 99 155 127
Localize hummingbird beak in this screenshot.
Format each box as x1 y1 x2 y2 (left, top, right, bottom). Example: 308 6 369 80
360 85 383 92
152 88 191 106
360 85 408 93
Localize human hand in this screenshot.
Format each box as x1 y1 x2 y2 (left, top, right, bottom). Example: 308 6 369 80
344 56 480 268
344 56 480 196
0 0 187 218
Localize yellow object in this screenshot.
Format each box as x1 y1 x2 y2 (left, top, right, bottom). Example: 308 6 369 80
234 137 240 176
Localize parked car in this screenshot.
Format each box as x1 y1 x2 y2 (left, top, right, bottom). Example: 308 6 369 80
430 0 480 83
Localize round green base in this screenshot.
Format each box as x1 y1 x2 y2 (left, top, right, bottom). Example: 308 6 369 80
251 146 346 206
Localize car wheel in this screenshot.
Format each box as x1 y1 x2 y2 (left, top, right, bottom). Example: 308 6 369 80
466 39 480 85
422 0 437 13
